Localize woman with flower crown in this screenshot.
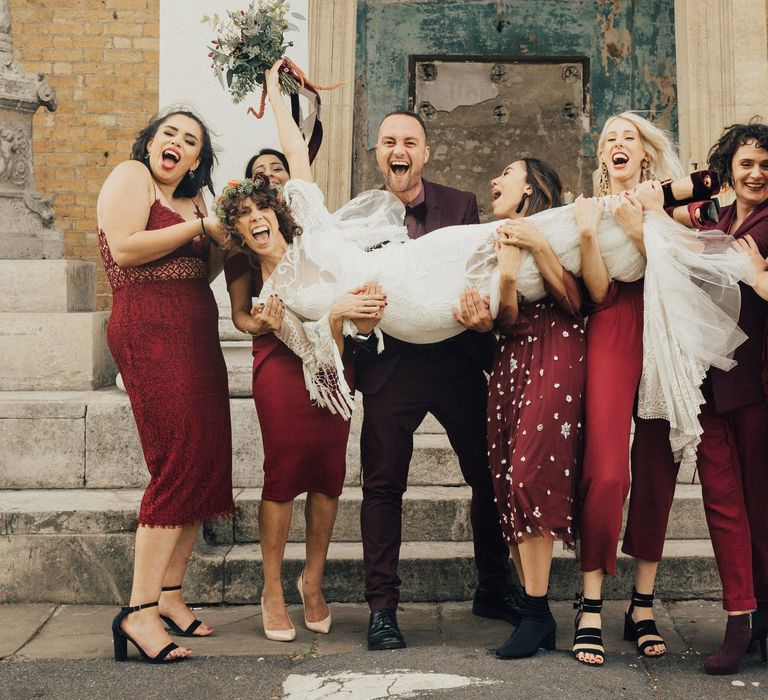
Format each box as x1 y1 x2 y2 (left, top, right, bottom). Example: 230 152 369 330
219 121 386 640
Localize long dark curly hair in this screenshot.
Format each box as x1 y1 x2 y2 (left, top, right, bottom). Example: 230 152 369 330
216 175 302 251
130 109 217 198
707 120 768 187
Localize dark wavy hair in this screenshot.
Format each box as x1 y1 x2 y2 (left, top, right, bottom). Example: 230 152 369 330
707 119 768 187
130 109 217 198
520 157 563 215
217 175 302 253
244 148 290 179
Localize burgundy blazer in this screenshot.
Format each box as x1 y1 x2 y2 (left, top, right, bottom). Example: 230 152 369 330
356 178 495 395
704 199 768 412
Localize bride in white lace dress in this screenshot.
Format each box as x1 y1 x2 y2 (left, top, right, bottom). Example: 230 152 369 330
227 61 750 467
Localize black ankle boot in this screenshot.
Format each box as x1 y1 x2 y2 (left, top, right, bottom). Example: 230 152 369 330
495 592 556 659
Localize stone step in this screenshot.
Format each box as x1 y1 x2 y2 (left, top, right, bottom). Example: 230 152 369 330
0 260 96 313
221 340 253 397
0 313 115 391
0 531 721 605
0 390 463 489
0 482 710 545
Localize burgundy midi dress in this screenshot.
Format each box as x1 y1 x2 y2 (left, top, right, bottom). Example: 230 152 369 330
100 200 234 526
224 254 351 502
487 288 585 545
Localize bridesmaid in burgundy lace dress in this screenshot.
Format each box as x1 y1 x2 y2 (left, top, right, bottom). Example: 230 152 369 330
482 159 584 659
98 111 234 663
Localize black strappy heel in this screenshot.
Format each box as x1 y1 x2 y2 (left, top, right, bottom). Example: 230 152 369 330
573 593 605 666
111 602 186 663
159 585 208 637
623 588 666 657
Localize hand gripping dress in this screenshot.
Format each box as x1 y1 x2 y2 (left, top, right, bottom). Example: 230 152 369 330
99 200 234 526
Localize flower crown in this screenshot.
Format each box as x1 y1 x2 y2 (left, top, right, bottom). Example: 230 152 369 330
214 174 283 222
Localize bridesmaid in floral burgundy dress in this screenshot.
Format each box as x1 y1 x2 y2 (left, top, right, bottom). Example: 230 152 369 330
483 158 585 659
98 110 234 663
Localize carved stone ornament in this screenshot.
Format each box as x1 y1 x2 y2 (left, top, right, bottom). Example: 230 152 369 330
0 0 61 259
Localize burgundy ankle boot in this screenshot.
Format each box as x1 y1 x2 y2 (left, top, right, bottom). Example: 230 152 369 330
704 613 752 675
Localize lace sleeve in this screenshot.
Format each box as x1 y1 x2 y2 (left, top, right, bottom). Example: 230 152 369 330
283 179 333 230
270 302 356 419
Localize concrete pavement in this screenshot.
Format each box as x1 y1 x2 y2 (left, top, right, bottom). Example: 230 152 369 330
1 600 765 699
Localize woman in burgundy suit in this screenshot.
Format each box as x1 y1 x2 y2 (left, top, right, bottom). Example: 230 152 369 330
223 61 385 642
99 110 234 663
694 121 768 674
484 158 586 660
572 113 685 666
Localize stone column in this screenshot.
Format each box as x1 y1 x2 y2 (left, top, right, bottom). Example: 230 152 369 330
0 0 114 389
308 0 357 212
675 0 768 170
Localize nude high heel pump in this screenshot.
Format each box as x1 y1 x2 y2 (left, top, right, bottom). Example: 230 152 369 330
260 596 295 642
297 571 332 634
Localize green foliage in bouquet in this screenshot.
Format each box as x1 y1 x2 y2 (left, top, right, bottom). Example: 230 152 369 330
203 1 305 103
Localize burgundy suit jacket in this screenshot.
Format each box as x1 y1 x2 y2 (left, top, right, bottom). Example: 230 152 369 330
356 178 495 395
704 199 768 412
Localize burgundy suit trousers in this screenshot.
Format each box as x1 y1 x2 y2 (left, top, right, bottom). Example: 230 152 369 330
697 398 768 610
360 342 511 610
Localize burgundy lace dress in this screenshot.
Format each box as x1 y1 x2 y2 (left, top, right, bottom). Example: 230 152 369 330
224 254 352 501
487 278 585 545
100 201 234 526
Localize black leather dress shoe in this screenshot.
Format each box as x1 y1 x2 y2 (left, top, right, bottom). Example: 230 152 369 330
472 583 524 625
367 606 406 651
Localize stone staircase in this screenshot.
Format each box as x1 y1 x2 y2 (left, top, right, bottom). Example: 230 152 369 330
0 271 721 605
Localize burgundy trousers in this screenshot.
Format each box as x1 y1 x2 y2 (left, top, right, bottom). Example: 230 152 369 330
360 342 511 610
697 398 768 611
579 281 679 575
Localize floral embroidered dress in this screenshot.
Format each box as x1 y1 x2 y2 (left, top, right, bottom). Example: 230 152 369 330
487 286 585 545
99 200 234 526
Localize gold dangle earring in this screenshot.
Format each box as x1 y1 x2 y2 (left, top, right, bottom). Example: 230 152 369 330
597 162 610 196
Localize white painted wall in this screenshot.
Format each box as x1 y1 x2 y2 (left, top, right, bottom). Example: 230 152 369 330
159 0 309 195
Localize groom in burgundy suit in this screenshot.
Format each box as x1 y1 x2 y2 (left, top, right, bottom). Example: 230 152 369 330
356 111 517 651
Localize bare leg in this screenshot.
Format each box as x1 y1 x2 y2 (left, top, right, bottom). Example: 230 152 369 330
121 525 191 659
517 537 553 597
574 568 604 665
508 544 524 588
302 492 338 622
259 499 294 631
158 521 213 636
629 558 666 655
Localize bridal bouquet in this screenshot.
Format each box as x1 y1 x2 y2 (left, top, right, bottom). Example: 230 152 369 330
203 1 305 107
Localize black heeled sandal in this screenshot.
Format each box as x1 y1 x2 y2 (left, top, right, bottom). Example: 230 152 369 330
623 588 666 657
662 169 721 207
111 601 186 663
159 585 209 637
573 593 605 666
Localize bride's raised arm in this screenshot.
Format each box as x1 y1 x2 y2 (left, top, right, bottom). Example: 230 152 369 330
265 58 312 182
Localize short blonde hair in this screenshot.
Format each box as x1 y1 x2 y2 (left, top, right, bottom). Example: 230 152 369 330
597 112 684 182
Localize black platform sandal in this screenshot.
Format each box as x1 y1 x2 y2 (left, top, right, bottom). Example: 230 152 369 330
573 593 605 666
623 588 666 657
111 602 186 663
159 585 209 637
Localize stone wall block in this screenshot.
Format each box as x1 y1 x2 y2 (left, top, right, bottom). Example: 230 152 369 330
0 260 96 313
0 311 115 390
0 394 86 488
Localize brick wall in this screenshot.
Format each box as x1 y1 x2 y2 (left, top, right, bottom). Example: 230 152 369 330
9 0 159 309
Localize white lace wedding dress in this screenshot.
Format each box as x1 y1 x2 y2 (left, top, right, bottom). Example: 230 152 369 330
263 179 751 468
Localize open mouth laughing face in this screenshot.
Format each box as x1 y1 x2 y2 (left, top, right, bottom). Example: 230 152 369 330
375 114 430 199
600 117 647 188
147 114 202 181
234 197 287 257
490 160 530 219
